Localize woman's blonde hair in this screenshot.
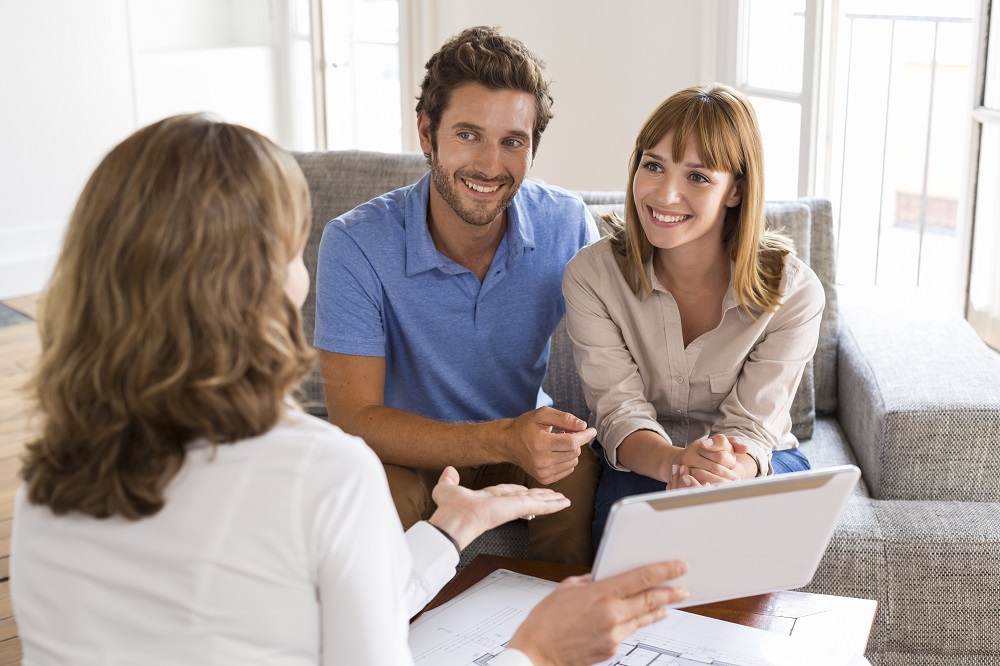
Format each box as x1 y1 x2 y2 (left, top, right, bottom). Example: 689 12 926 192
609 83 793 313
21 114 315 519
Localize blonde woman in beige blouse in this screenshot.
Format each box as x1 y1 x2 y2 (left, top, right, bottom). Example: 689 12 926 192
563 84 825 544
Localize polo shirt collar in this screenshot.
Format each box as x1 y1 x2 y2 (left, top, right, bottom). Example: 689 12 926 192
403 173 536 276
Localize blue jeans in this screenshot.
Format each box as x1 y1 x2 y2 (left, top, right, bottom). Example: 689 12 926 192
591 442 810 549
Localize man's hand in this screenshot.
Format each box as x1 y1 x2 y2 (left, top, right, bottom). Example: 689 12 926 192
507 560 689 666
669 435 754 488
427 467 571 550
499 407 597 485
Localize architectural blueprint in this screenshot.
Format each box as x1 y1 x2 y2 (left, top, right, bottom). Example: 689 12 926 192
409 569 861 666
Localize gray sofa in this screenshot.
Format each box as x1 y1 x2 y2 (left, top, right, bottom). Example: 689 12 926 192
292 149 1000 666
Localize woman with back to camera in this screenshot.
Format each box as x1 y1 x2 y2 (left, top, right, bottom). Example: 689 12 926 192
562 84 825 545
10 114 688 665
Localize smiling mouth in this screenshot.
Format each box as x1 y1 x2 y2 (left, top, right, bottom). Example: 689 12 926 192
649 208 691 224
462 178 502 194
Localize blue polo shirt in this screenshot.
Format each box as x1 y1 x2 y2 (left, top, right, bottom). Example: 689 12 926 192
314 173 597 423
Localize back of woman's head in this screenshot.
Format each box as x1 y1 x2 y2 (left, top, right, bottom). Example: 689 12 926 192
22 114 315 519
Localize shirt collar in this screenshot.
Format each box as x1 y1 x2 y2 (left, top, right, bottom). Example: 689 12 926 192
403 173 536 276
646 258 741 311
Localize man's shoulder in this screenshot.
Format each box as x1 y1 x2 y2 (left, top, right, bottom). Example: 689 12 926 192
328 181 421 235
516 179 586 210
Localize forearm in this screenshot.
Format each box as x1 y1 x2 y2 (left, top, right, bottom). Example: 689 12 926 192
332 403 512 469
733 451 760 479
615 430 679 482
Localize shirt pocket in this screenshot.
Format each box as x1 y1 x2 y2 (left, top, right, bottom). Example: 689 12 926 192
708 367 742 395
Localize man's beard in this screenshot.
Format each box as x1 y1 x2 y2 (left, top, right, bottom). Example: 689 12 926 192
430 153 518 227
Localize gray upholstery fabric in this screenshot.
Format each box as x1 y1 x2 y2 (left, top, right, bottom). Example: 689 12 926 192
291 150 1000 665
837 301 1000 501
802 198 839 414
765 201 815 439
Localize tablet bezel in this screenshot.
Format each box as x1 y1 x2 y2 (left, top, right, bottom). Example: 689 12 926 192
591 464 860 608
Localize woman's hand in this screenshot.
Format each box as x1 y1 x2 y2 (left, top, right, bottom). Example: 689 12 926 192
507 560 689 666
427 467 570 550
668 435 753 488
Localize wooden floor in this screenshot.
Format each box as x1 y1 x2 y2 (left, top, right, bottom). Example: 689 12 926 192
0 293 42 664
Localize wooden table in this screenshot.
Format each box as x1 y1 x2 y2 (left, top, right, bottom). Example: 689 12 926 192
423 555 877 658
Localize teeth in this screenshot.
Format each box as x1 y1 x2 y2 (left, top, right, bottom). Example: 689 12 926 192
651 210 687 223
463 179 500 193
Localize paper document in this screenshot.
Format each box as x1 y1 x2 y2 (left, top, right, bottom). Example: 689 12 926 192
409 569 863 665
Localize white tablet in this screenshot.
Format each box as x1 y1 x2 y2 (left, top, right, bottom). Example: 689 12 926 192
592 464 860 608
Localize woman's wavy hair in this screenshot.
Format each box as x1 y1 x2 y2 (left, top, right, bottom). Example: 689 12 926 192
415 25 554 162
608 83 794 314
21 114 315 520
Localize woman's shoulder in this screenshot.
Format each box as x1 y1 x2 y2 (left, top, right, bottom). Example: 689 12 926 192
566 236 618 275
778 253 825 309
268 410 383 474
781 253 822 289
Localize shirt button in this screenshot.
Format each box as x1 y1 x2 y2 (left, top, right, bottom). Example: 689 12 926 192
675 376 684 384
674 409 682 415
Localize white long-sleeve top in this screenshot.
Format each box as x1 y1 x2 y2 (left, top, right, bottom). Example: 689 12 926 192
11 410 531 665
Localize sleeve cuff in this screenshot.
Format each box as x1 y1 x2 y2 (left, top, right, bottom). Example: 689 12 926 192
403 521 460 616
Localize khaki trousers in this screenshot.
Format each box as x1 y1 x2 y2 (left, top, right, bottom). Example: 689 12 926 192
383 445 601 567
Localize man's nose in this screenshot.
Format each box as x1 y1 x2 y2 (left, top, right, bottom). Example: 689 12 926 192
473 142 503 177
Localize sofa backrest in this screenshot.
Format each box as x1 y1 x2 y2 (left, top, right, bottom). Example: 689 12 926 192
293 150 429 416
292 150 839 440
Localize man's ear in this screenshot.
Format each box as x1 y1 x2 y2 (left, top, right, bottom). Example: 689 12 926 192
726 177 745 208
417 113 434 155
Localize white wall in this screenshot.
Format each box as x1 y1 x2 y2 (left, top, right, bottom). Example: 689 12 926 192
0 0 285 300
0 0 712 299
401 0 713 191
0 1 136 300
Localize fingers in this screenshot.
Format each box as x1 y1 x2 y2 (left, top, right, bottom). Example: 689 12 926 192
544 429 596 453
535 407 591 432
437 465 460 486
727 436 750 454
532 455 580 485
602 559 688 598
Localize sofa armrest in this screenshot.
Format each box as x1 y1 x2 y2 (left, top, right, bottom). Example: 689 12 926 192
805 495 1000 656
836 300 1000 501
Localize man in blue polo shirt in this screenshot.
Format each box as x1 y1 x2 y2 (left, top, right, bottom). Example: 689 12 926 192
314 26 600 565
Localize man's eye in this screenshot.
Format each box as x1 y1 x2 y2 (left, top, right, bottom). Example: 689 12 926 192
503 139 523 148
458 131 476 140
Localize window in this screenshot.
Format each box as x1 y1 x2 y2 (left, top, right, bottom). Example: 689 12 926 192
734 0 979 316
967 1 1000 349
735 0 814 200
827 1 975 306
320 0 402 152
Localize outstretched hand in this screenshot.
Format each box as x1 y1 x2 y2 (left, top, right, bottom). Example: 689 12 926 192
501 407 597 485
428 467 571 550
508 560 689 666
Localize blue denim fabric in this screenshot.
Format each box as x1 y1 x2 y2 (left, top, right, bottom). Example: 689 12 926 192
592 442 810 548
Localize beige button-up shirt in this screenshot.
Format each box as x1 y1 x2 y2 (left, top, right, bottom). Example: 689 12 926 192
562 238 825 475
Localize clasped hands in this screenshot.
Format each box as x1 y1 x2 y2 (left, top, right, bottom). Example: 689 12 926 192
667 434 755 489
